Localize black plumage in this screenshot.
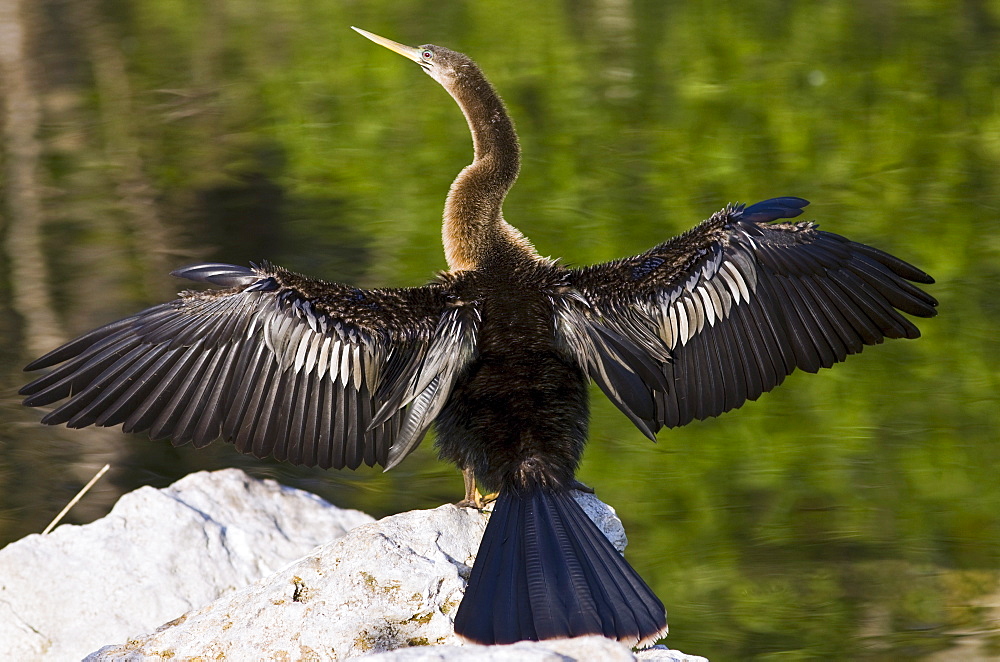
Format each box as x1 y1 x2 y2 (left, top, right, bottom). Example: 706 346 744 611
21 28 937 647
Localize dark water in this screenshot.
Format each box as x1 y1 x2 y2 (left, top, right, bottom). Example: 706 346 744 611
1 2 998 659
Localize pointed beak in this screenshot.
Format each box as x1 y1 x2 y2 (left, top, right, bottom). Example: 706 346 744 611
352 27 423 64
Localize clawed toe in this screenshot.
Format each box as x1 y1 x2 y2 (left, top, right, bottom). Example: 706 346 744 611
456 490 498 510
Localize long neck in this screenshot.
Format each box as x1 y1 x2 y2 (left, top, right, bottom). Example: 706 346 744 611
442 69 538 271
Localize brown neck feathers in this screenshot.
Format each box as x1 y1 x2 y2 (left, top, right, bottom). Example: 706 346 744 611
440 63 538 271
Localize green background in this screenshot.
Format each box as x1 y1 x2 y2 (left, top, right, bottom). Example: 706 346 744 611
1 1 998 659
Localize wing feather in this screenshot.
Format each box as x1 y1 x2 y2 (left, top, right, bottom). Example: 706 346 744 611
297 369 321 466
224 342 268 449
94 344 174 428
192 338 244 447
344 379 361 470
62 345 152 428
568 197 937 432
173 344 228 444
317 374 335 469
151 343 216 441
21 262 478 470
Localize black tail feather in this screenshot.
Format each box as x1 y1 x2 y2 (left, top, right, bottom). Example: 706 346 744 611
454 487 667 646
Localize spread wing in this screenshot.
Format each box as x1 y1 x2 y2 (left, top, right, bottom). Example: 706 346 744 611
21 262 479 470
565 197 938 434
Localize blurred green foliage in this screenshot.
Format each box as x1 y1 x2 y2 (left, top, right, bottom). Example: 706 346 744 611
2 1 998 659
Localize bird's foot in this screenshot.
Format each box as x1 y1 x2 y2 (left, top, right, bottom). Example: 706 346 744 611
456 467 497 510
455 489 498 510
570 479 595 494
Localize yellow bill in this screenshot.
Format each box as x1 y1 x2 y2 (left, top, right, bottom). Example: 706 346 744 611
351 27 423 64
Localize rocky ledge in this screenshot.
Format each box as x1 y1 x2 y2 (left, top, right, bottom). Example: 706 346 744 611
0 469 705 661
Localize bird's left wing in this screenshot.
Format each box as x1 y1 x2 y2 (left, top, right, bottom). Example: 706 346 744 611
563 197 938 434
21 262 479 470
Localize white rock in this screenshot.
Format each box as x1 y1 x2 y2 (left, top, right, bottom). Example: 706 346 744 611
85 502 487 659
361 635 638 661
84 490 654 660
637 645 710 662
361 637 708 661
1 468 707 661
0 468 372 661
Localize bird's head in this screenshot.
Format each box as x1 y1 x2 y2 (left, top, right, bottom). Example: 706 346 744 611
352 27 474 90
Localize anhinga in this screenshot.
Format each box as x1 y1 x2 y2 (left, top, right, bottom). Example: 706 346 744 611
21 28 937 647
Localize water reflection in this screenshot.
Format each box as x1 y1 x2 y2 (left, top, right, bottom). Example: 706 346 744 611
2 1 998 659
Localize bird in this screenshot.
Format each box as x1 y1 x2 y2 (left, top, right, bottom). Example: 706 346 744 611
21 27 938 647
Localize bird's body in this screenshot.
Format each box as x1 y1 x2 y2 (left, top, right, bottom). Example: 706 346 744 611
21 29 938 648
436 262 590 493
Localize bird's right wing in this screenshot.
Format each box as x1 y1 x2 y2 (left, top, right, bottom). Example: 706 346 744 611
564 198 938 435
21 262 479 470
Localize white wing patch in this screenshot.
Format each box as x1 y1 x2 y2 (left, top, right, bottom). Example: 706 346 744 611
263 301 381 393
655 251 758 350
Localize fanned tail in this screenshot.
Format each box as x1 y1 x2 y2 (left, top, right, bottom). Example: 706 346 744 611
454 486 667 646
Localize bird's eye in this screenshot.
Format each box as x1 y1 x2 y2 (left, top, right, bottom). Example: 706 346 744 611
421 49 433 61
